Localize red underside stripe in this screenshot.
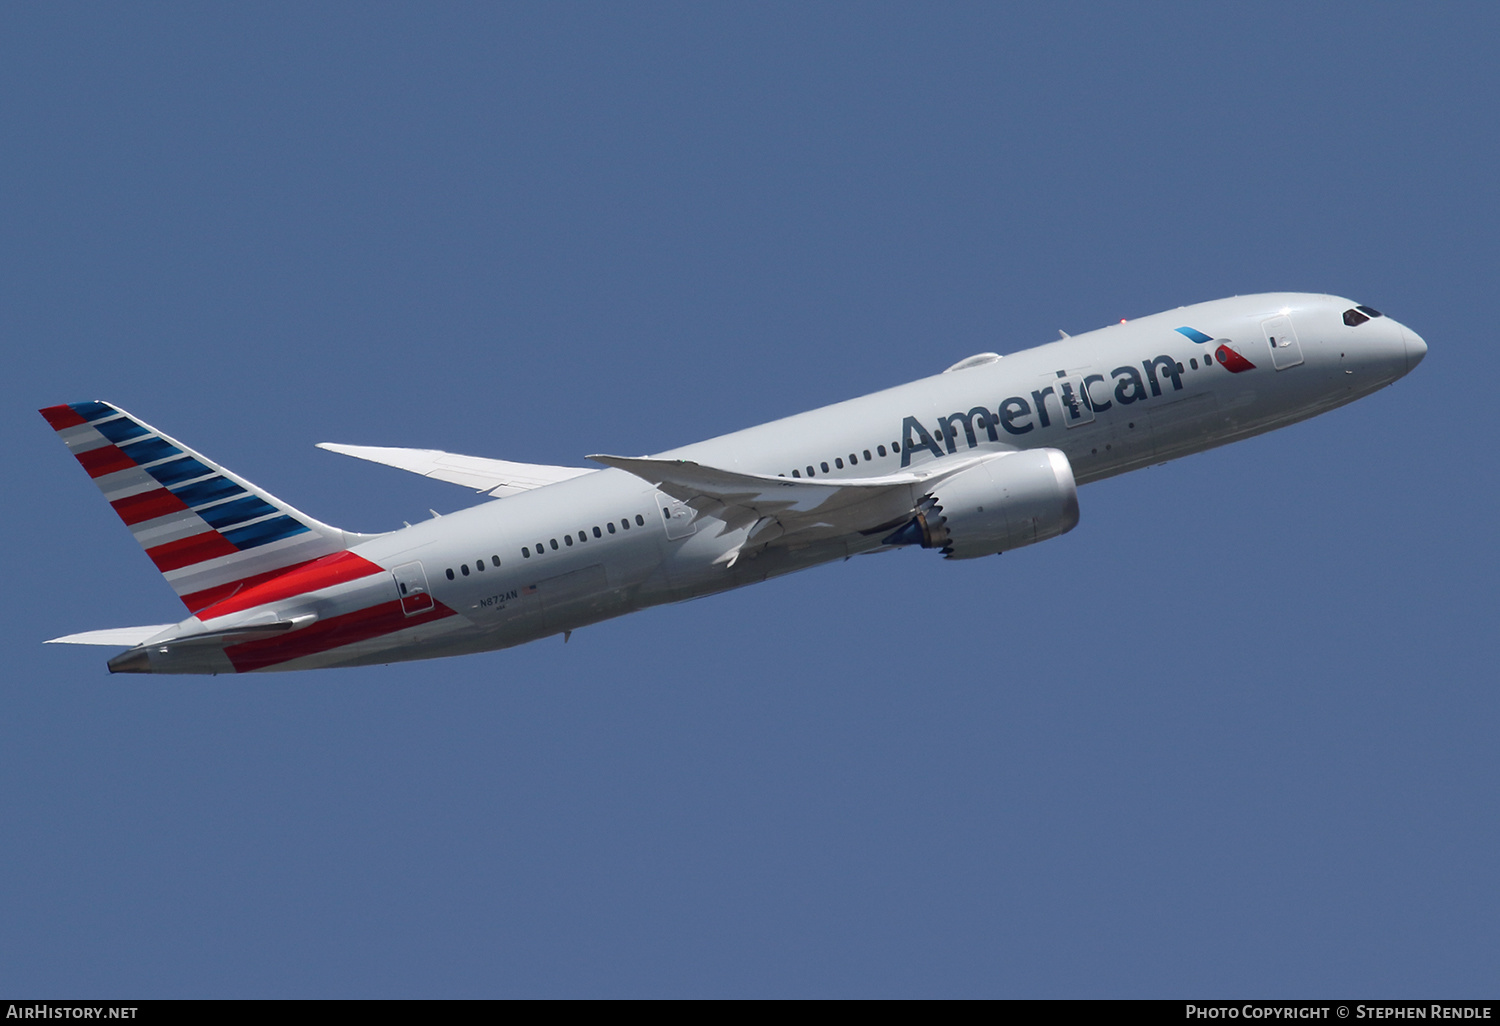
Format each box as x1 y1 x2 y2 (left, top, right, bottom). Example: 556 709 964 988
76 444 135 478
146 531 239 573
179 558 323 615
40 405 88 430
196 550 386 621
112 488 191 526
224 599 455 673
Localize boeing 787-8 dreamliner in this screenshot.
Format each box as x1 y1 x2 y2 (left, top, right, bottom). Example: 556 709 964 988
40 293 1426 674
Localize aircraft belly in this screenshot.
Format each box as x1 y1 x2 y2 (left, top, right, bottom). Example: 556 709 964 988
1145 391 1222 460
524 564 634 632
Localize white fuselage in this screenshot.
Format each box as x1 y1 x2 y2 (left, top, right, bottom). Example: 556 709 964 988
128 292 1427 673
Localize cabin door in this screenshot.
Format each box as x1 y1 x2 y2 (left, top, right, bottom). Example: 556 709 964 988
656 494 698 540
1262 315 1305 370
1055 372 1096 427
392 561 434 615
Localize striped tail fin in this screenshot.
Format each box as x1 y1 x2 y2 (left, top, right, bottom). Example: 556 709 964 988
40 401 377 615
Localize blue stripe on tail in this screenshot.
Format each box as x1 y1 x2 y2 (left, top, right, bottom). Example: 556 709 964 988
224 515 310 550
95 418 150 444
119 436 181 465
172 476 244 506
198 496 279 529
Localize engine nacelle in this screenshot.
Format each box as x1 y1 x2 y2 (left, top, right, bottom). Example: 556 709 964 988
887 448 1079 559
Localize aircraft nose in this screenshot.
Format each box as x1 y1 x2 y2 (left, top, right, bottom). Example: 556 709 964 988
1402 325 1428 373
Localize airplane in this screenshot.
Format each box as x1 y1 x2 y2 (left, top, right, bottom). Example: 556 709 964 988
39 292 1426 675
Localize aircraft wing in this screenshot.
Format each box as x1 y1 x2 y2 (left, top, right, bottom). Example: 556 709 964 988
317 443 595 497
588 454 957 549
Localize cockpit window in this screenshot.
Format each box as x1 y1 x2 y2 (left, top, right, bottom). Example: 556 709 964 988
1356 305 1383 318
1343 308 1370 326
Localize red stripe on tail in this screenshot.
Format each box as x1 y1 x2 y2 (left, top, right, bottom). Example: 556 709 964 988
179 558 323 615
146 531 239 573
75 444 135 478
196 550 386 621
111 488 191 526
39 405 88 430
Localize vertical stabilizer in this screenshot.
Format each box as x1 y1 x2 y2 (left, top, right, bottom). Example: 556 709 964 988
40 401 378 614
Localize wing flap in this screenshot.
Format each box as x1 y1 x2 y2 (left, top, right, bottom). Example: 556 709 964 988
588 454 932 542
317 443 594 497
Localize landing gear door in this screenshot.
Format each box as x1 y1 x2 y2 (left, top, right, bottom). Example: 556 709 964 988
392 561 434 616
1263 315 1305 371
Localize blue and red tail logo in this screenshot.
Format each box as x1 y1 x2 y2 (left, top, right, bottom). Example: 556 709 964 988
1214 344 1256 372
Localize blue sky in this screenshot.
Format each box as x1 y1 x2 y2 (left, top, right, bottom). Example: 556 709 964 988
3 3 1496 997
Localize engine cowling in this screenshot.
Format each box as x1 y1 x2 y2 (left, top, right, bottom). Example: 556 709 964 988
886 448 1079 559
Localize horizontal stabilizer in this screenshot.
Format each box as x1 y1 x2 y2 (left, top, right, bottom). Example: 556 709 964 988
317 443 594 497
46 626 175 647
152 613 319 648
48 610 319 651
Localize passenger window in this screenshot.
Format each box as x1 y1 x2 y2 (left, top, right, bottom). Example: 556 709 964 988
593 526 601 538
877 445 886 457
565 535 573 546
892 442 900 453
821 462 829 473
522 547 531 558
834 458 844 469
550 539 559 550
1190 358 1199 370
461 565 470 576
621 519 629 530
635 514 645 526
863 450 872 461
792 469 801 477
492 555 501 567
806 466 815 477
578 531 586 543
607 522 616 534
475 559 484 571
1205 351 1214 364
446 568 454 580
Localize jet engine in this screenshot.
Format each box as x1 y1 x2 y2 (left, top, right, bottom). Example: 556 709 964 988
884 448 1079 559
